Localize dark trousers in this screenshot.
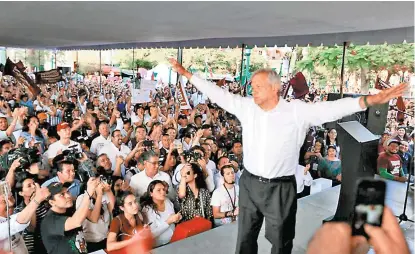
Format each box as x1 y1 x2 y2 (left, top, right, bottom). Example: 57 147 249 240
236 170 297 254
87 239 107 253
296 185 310 199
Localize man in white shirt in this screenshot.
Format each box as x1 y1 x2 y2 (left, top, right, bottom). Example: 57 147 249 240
129 151 174 200
170 58 406 254
211 164 239 227
98 130 131 174
47 122 82 165
90 122 111 155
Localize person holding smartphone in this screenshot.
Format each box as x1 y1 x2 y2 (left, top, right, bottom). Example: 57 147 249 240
307 206 409 254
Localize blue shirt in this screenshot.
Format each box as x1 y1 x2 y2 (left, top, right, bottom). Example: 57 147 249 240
41 176 81 198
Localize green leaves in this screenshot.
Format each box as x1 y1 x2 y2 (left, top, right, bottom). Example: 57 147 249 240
295 43 414 76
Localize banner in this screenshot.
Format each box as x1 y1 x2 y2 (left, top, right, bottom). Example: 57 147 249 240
131 79 157 104
3 58 41 97
175 75 191 110
34 69 63 84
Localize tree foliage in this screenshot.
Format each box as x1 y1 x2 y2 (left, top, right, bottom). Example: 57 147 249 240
295 43 414 91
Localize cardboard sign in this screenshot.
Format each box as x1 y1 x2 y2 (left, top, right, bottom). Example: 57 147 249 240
34 69 63 84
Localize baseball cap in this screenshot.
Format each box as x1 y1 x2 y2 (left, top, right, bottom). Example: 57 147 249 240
47 182 71 198
37 112 48 121
387 139 401 146
57 122 71 132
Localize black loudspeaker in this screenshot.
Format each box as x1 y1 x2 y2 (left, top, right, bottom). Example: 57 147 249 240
324 121 379 223
324 93 367 130
366 103 389 135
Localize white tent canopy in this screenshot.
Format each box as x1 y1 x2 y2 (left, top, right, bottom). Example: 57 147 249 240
0 2 413 50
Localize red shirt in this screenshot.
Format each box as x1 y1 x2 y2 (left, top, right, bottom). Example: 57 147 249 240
377 152 402 177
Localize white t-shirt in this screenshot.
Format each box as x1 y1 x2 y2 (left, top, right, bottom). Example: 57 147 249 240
210 185 239 225
90 135 111 155
47 140 82 160
76 193 111 243
142 199 175 247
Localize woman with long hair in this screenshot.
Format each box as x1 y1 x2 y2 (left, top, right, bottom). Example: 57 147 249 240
177 163 213 222
304 138 325 178
325 128 340 158
140 180 182 247
20 116 46 152
107 191 152 252
76 180 114 252
317 145 342 186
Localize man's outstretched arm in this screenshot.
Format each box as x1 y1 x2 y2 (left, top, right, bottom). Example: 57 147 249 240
169 59 247 118
298 83 408 127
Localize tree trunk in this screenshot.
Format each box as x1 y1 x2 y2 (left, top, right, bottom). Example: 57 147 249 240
360 67 369 94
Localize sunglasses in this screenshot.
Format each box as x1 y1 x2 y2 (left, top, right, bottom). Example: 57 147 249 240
186 171 191 176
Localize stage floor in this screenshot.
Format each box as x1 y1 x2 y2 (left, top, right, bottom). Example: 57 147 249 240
153 177 414 254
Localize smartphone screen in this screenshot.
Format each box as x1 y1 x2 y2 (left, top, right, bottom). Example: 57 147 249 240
352 179 386 238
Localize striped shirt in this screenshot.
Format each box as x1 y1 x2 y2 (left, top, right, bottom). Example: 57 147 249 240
14 201 49 254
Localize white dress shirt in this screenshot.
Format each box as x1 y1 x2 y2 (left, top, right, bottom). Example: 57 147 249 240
129 170 175 200
190 75 365 178
0 214 30 253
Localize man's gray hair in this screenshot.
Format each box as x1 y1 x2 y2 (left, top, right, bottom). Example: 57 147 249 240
252 69 281 89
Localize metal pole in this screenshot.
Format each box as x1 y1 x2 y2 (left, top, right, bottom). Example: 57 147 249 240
240 44 245 84
54 51 57 69
76 51 79 85
99 49 102 93
132 48 135 72
176 47 183 84
340 42 347 98
38 50 41 71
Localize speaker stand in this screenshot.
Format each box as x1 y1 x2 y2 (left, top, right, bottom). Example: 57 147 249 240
396 163 414 224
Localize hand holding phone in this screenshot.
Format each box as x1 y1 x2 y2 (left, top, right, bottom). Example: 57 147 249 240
352 179 386 239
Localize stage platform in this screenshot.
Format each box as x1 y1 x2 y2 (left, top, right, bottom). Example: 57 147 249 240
153 177 414 254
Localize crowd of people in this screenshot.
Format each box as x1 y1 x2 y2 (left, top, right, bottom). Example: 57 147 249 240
0 62 412 254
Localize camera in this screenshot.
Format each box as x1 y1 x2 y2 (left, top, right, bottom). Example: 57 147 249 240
310 155 318 164
3 147 41 183
62 102 76 123
143 140 154 148
228 153 237 162
99 174 113 186
62 145 83 161
183 150 203 163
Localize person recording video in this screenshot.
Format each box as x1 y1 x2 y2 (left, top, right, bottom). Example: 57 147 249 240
0 181 50 253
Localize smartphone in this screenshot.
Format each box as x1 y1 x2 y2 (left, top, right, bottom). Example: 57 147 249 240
351 179 386 238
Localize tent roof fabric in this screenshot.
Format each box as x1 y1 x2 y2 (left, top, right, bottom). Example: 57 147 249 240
0 2 413 50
